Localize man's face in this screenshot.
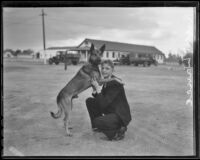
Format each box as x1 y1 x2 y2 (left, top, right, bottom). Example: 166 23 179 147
101 63 113 79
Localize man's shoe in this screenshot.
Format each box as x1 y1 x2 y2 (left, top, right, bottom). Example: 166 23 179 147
118 126 127 136
112 133 125 141
111 126 127 141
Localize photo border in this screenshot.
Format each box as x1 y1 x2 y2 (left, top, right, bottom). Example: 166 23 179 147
1 1 200 159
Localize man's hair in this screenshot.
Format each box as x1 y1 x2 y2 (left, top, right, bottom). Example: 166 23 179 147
101 59 114 69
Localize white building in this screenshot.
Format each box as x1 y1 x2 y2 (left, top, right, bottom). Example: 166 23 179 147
37 38 165 64
76 38 165 63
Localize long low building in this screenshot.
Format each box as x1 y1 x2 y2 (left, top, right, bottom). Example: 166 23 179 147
77 38 165 63
38 38 165 64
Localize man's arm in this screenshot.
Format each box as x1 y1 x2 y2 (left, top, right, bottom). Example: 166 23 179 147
91 78 102 98
91 83 99 97
95 84 121 110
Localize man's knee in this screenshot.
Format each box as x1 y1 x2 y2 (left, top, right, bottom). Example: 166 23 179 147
94 114 121 129
93 117 102 128
93 116 107 129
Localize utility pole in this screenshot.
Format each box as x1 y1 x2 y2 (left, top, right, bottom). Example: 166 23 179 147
40 9 47 64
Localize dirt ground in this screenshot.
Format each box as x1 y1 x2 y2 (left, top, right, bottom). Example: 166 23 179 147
3 58 194 156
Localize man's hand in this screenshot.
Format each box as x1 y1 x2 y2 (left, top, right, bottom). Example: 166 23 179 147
91 77 101 93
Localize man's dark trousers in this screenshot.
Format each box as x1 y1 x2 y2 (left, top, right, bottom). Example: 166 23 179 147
86 97 122 140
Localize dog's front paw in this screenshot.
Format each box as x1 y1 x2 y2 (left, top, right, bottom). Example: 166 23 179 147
72 95 78 99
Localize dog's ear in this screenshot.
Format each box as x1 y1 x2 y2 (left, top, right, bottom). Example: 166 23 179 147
90 43 95 53
100 44 106 54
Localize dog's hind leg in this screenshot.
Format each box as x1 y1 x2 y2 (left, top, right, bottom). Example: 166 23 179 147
62 98 73 136
68 98 74 130
63 112 72 136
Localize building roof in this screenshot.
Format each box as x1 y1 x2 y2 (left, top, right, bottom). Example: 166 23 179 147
73 46 91 51
78 38 165 56
47 46 77 50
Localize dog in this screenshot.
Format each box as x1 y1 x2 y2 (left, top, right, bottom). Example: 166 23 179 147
50 43 122 136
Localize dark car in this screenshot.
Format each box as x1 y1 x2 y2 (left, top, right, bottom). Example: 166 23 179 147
48 55 60 65
48 53 80 65
129 55 158 67
113 59 121 65
119 55 131 65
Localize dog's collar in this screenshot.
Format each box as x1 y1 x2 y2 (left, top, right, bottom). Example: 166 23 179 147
82 64 100 75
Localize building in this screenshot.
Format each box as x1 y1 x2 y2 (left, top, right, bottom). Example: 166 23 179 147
39 38 165 64
76 38 165 63
3 50 14 58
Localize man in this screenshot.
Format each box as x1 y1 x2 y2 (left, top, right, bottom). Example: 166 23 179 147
85 60 132 141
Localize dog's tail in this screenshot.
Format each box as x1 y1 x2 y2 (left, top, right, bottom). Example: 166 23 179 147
50 103 62 119
50 107 62 119
50 93 63 119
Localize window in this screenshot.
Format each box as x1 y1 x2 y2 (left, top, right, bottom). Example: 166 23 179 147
112 52 115 58
106 52 109 58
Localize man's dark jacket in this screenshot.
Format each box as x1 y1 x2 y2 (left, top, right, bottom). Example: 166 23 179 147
92 78 132 126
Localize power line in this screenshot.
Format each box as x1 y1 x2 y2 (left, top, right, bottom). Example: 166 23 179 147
47 16 68 22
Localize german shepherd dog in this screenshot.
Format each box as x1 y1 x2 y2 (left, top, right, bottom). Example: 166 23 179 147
50 43 122 136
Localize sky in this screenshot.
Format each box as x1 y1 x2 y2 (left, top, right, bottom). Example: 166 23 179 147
3 7 194 57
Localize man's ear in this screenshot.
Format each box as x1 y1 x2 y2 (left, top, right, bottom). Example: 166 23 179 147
90 43 95 53
100 44 106 54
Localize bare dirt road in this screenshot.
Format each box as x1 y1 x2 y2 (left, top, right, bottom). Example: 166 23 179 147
3 59 194 156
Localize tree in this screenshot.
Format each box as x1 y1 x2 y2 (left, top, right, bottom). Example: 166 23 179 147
182 42 193 67
183 52 193 67
167 52 173 59
13 49 22 57
166 52 181 63
4 49 14 54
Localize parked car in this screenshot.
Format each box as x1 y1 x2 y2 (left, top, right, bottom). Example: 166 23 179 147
48 53 80 65
113 59 121 65
129 54 158 67
119 55 130 65
48 55 60 65
119 54 157 66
